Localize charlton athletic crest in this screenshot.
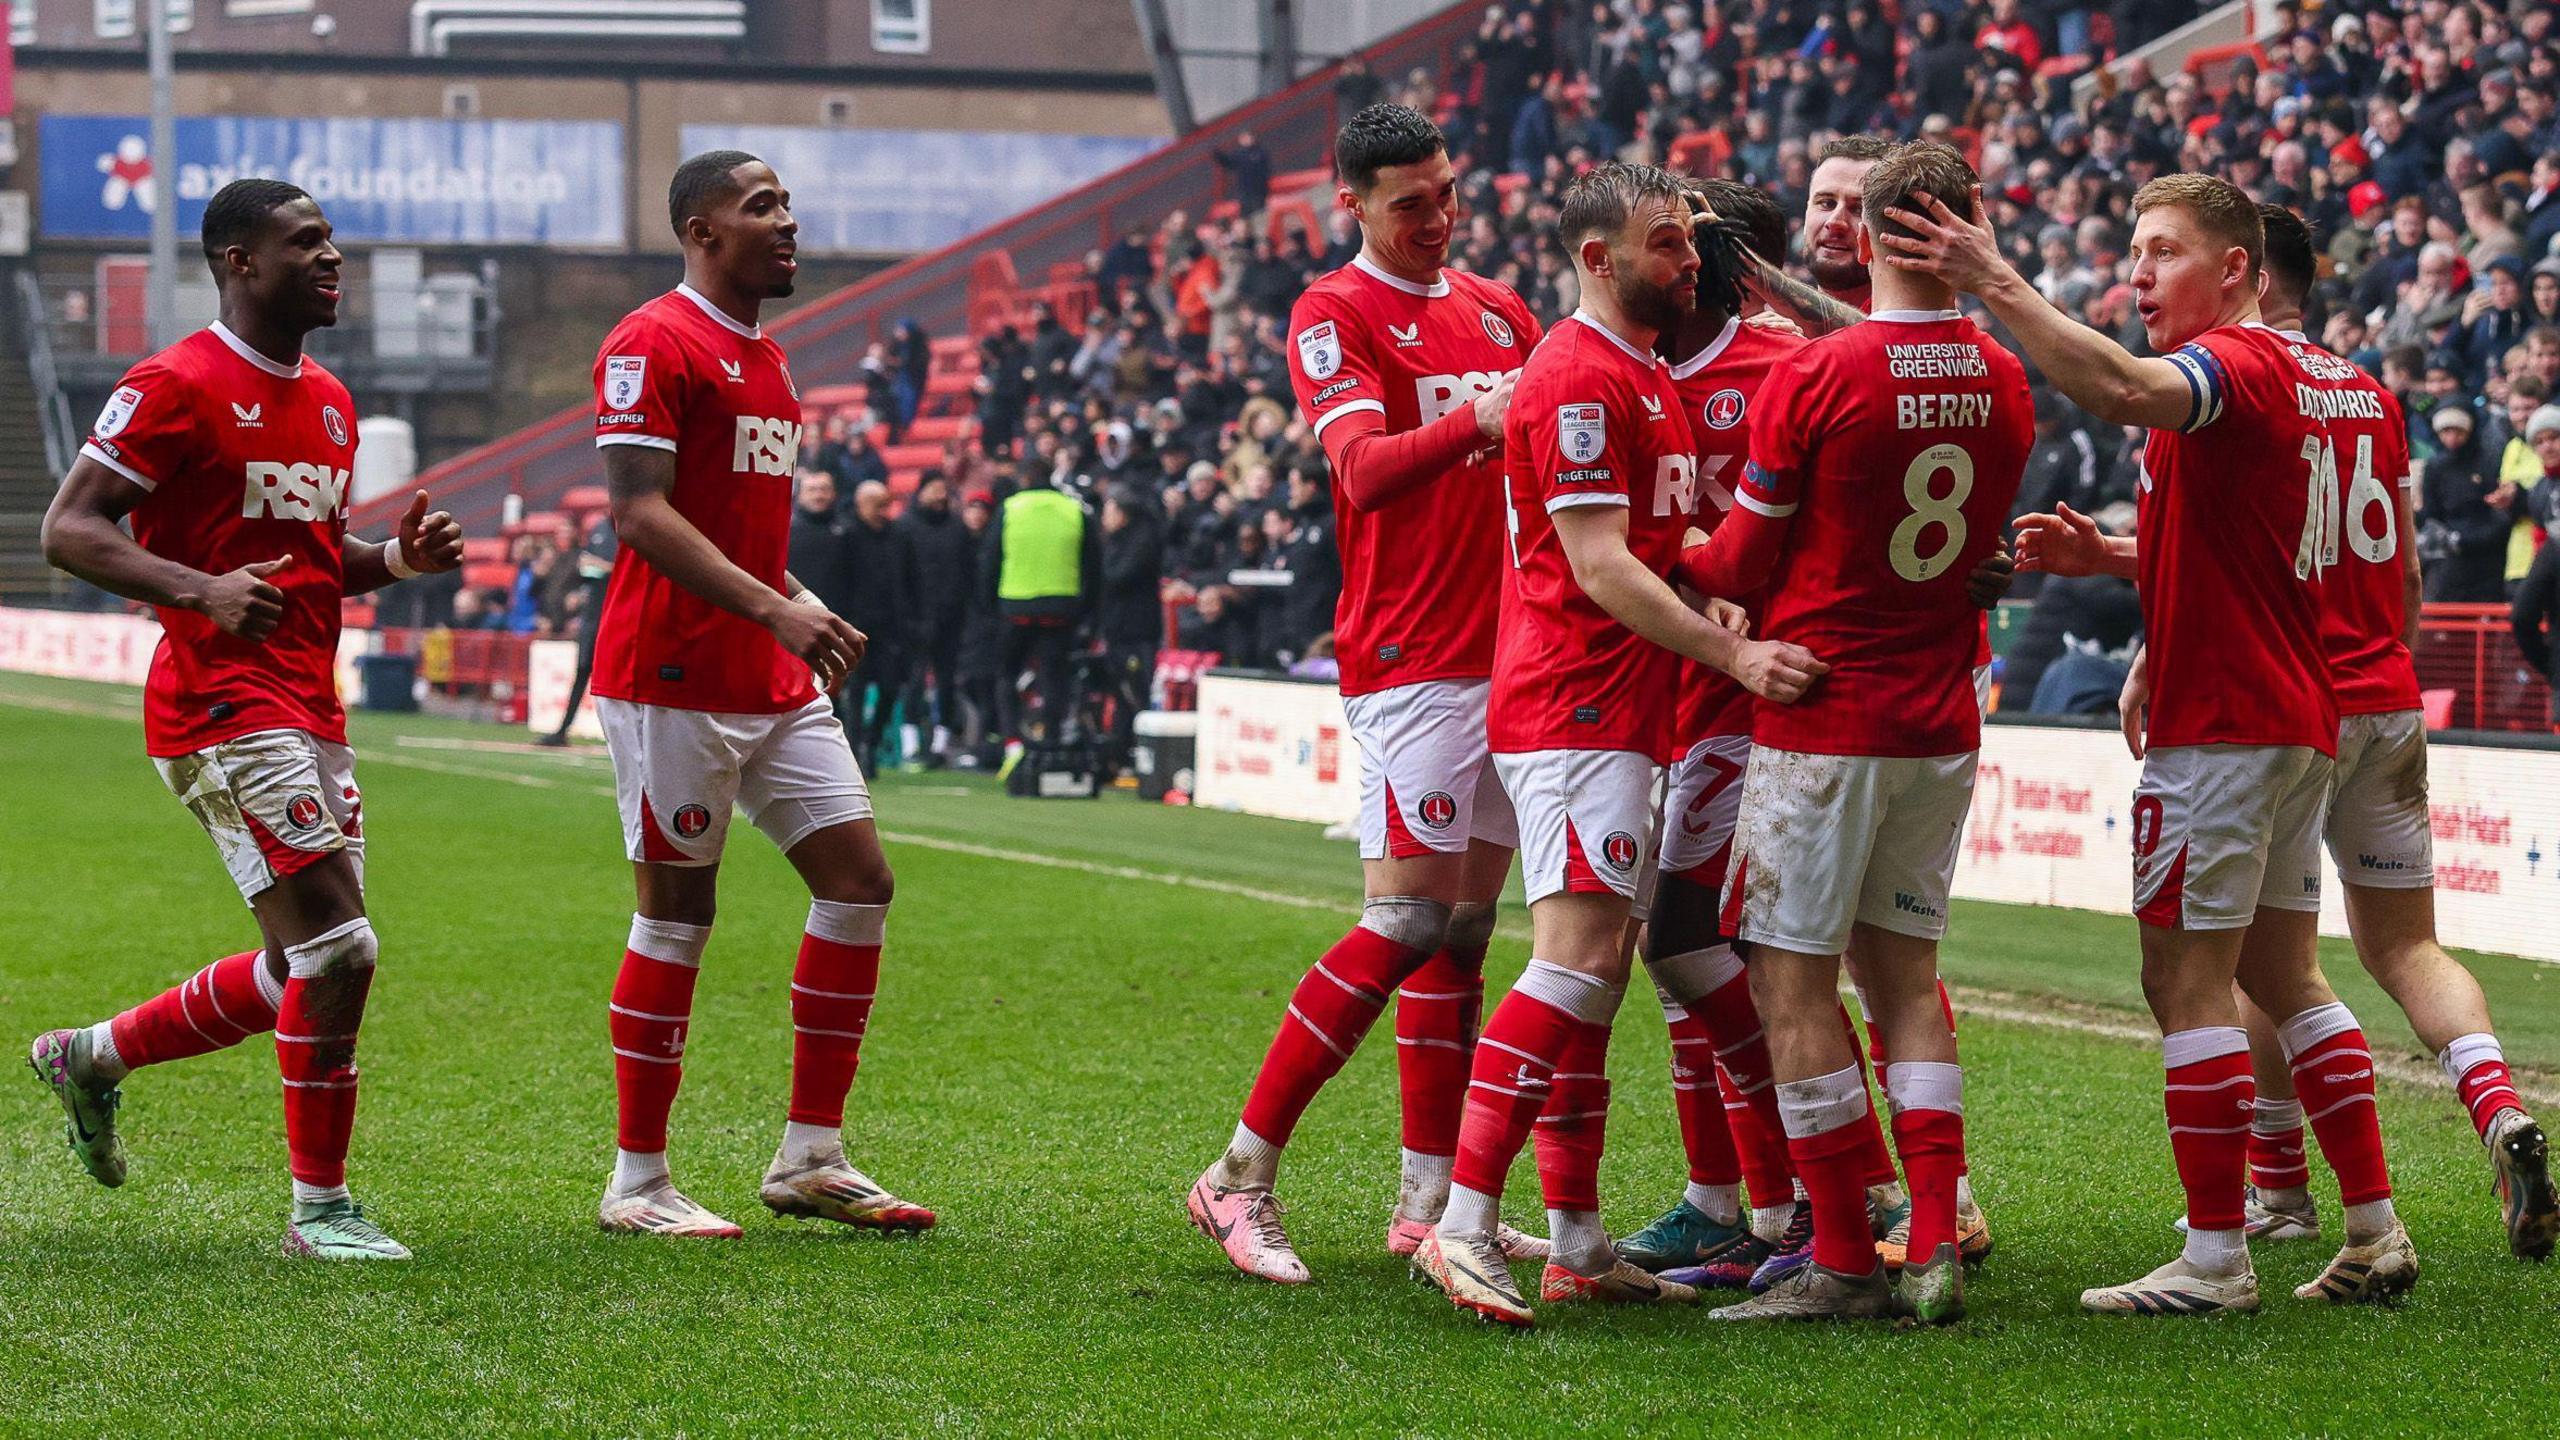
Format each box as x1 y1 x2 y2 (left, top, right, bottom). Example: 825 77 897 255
1558 404 1606 464
605 355 648 412
1417 791 1458 830
322 406 349 447
1481 311 1515 348
285 795 323 831
1703 388 1746 430
1602 831 1640 871
672 803 712 839
1295 322 1342 381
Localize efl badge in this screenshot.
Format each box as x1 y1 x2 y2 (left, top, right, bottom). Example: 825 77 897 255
94 385 144 439
1558 403 1606 464
1704 388 1746 430
285 795 324 831
1481 311 1515 348
1417 791 1457 830
1602 831 1640 871
1296 322 1342 381
672 803 712 839
322 406 349 447
605 355 648 411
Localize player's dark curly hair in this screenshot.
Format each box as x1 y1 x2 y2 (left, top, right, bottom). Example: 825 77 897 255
2256 202 2318 313
1333 104 1444 195
201 178 311 271
669 149 761 237
1698 178 1785 267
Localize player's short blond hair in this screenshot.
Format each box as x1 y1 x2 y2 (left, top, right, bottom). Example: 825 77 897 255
2133 173 2264 279
1862 142 1978 247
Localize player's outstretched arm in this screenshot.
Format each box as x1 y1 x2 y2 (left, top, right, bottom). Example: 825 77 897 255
345 490 464 595
604 444 863 691
42 457 291 641
1553 505 1826 704
1875 191 2196 432
2012 501 2136 579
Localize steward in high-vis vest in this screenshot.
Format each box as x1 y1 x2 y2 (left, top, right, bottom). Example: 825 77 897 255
978 480 1101 744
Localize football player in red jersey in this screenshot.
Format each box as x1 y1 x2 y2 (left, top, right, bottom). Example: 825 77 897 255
1688 144 2032 1325
2215 206 2548 1259
1613 179 1811 1285
1414 162 1826 1328
587 153 931 1239
1188 105 1551 1284
1888 174 2418 1313
30 180 463 1260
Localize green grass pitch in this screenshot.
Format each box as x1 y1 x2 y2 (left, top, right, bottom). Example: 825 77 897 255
2 671 2554 1435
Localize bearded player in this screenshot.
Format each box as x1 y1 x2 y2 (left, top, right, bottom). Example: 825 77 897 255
30 179 464 1260
2105 205 2549 1260
1688 144 2031 1324
1889 175 2416 1313
1187 104 1550 1284
589 152 930 1238
1416 162 1828 1327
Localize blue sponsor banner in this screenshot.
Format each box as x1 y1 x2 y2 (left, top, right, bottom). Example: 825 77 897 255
680 124 1162 254
40 114 626 247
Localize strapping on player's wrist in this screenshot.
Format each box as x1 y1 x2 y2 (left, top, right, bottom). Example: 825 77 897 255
383 538 420 581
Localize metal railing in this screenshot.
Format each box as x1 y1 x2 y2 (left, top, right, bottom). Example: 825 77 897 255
13 271 79 484
369 0 1487 537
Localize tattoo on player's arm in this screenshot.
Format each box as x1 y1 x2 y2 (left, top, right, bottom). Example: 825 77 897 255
1747 258 1866 337
602 443 677 508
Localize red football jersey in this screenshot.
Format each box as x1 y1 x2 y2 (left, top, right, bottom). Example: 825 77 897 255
81 325 357 758
2140 322 2338 753
1490 312 1698 759
1725 310 2031 757
590 287 815 715
2283 331 2421 716
1285 256 1541 695
1667 318 1802 749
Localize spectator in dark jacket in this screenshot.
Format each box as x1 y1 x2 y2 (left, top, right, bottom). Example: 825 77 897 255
788 469 858 616
1271 464 1340 659
896 471 976 765
819 422 890 494
843 479 917 763
1098 484 1167 771
1215 130 1273 216
2420 405 2514 601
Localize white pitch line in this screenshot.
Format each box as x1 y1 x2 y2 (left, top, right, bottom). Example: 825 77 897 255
5 683 2550 1104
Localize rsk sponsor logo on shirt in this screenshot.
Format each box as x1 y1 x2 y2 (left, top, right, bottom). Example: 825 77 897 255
1296 322 1342 380
604 355 647 412
95 386 144 439
242 462 351 521
1388 322 1422 348
1415 370 1512 426
732 416 804 476
231 402 264 428
1558 404 1606 463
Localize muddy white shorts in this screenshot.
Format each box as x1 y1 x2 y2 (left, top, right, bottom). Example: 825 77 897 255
597 695 873 866
155 728 363 904
1721 748 1978 956
2325 710 2432 889
2131 743 2332 930
1344 678 1518 860
1494 748 1661 907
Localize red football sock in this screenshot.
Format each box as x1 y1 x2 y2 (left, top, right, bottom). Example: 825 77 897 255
276 970 371 1191
1686 970 1791 1205
1665 1006 1741 1187
1240 922 1431 1147
108 950 279 1068
1450 989 1581 1200
1838 1004 1899 1188
2247 1098 2310 1191
1395 942 1486 1158
1885 1060 1965 1258
788 901 886 1128
2164 1029 2255 1233
2446 1034 2525 1140
610 917 709 1154
2287 1018 2392 1206
1788 1120 1878 1274
1534 1020 1614 1212
1720 1066 1795 1208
